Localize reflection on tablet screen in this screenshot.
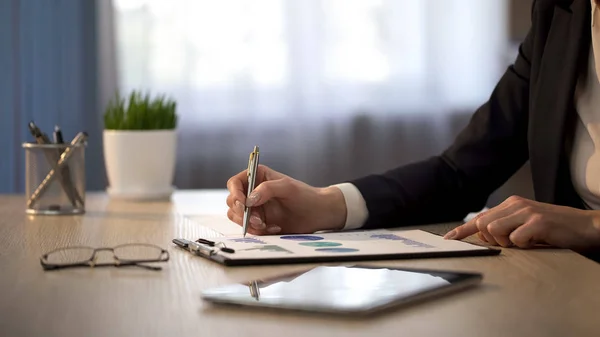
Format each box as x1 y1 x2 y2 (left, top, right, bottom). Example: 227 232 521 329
202 265 482 315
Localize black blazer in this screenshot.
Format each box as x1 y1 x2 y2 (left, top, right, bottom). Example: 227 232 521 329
351 0 593 229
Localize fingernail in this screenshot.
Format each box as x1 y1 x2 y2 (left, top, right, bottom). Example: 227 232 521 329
251 221 266 230
444 230 457 240
250 215 262 225
246 192 259 206
250 216 265 229
266 226 281 234
235 200 244 210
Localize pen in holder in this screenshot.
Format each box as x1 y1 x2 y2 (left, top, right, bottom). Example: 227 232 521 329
22 132 88 215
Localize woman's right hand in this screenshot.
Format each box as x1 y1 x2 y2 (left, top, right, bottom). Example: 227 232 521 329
226 165 347 235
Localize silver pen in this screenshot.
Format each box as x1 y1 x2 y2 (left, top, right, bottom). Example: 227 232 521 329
27 132 88 208
27 121 79 207
249 280 260 300
242 146 260 237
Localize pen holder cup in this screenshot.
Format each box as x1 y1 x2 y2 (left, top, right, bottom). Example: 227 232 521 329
22 142 86 215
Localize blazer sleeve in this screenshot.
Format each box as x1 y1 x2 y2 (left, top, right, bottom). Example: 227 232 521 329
349 1 538 229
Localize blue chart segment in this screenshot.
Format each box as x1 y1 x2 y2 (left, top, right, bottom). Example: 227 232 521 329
280 235 324 241
370 234 434 248
315 248 359 253
299 242 342 247
229 237 267 244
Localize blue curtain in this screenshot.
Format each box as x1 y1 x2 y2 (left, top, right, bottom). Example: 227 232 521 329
0 0 106 193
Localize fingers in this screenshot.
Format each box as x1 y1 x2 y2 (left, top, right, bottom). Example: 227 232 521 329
226 165 273 231
252 207 267 231
226 165 290 235
444 217 479 241
245 178 297 207
448 201 512 242
246 226 267 236
226 164 285 207
261 203 282 234
227 208 242 225
476 216 498 246
226 202 283 235
230 202 283 235
485 208 532 247
227 209 267 236
445 196 540 248
477 232 487 243
226 194 241 211
472 200 528 247
508 216 544 248
258 164 286 181
248 206 281 234
227 171 248 205
227 206 267 230
227 198 245 218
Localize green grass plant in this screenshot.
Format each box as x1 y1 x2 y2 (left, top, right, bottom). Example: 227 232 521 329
104 91 177 130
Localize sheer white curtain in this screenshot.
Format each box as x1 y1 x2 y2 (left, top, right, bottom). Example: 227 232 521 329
112 0 508 188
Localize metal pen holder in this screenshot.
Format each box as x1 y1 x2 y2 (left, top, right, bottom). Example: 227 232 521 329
23 141 87 215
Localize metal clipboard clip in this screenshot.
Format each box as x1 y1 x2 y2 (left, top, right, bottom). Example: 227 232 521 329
172 238 235 257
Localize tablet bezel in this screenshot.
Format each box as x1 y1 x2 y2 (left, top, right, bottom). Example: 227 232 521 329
201 265 483 316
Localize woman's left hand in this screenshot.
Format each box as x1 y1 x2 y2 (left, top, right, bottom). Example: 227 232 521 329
444 195 600 252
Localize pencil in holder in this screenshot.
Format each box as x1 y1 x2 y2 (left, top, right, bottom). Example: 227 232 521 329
22 133 87 215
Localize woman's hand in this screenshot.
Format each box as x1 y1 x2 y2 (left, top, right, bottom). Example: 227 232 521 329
444 195 600 252
226 165 347 235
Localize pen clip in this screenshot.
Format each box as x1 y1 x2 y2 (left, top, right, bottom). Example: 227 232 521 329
247 153 255 177
247 146 259 177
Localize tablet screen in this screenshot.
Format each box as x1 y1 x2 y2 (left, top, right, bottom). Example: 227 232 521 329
201 265 482 315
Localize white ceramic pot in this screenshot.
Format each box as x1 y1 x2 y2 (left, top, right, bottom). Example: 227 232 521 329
103 129 177 200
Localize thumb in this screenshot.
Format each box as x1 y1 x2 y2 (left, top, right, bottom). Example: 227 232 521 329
246 178 294 207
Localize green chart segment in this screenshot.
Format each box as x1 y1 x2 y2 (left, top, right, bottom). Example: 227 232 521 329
239 245 293 253
299 242 342 247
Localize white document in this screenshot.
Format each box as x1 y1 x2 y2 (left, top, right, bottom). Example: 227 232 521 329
213 228 492 260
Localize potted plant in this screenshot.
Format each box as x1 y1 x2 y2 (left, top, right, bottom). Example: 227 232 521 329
103 91 178 200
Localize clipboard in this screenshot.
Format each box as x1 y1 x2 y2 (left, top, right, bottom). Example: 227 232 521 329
173 228 500 266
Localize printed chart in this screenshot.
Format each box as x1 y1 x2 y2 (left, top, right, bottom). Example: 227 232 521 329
207 228 495 264
229 237 267 244
221 229 464 258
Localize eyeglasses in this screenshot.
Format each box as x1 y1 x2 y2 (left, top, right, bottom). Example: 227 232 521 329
40 243 170 271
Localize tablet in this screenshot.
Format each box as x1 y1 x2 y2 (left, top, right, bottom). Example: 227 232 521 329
201 265 482 315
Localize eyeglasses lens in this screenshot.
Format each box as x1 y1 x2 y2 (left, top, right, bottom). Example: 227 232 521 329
113 244 163 261
44 247 95 265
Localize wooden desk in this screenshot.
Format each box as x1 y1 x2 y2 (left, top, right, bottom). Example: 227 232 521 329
1 190 599 337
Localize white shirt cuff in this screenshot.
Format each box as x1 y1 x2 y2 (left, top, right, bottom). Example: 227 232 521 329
332 183 369 230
